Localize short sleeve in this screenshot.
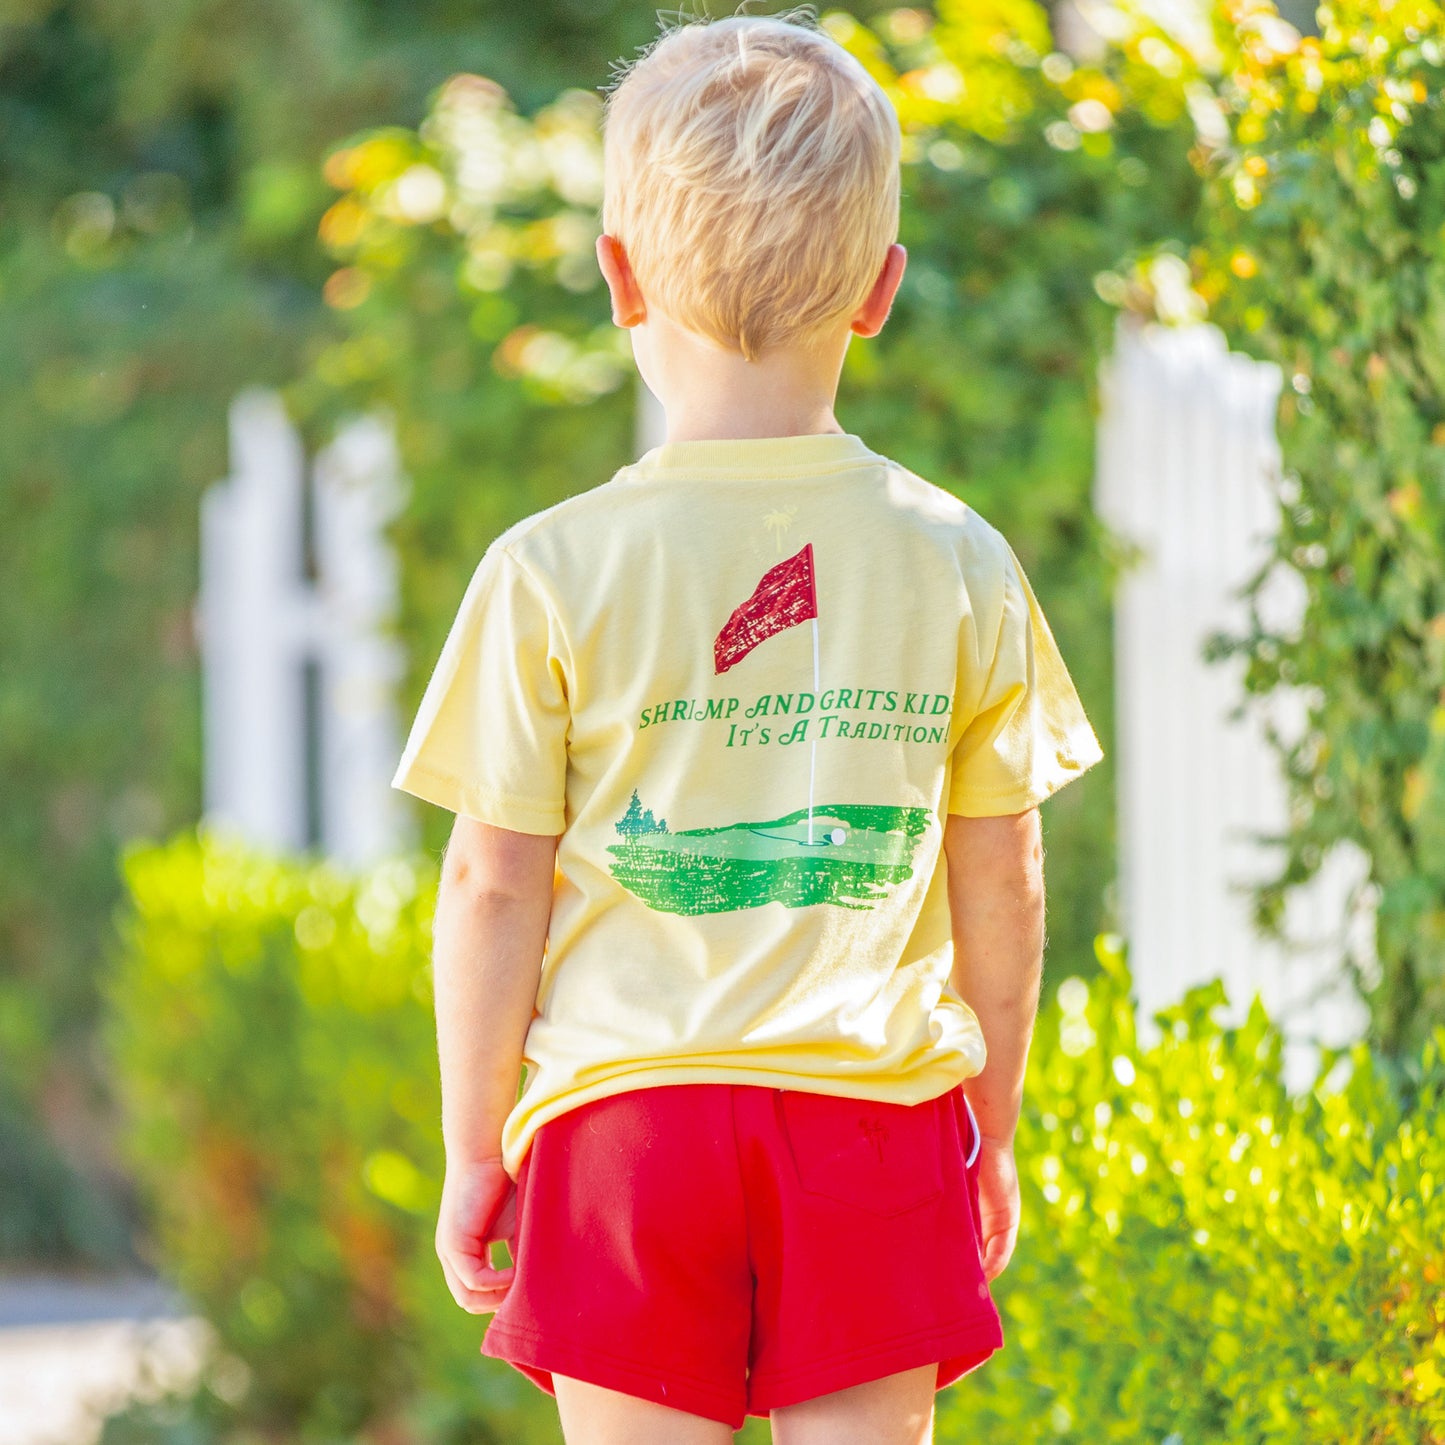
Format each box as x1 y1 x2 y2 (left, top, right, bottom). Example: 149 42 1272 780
391 542 570 834
947 540 1104 817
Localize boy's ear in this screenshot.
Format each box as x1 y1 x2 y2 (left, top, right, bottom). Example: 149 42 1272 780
851 243 907 338
596 233 647 328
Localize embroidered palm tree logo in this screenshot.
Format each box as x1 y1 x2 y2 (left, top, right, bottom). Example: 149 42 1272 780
859 1115 890 1162
762 505 798 554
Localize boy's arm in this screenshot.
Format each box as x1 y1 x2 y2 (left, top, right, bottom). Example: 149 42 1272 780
944 807 1045 1281
945 806 1046 1144
433 814 558 1165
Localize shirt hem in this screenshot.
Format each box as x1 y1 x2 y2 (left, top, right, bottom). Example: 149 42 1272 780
949 745 1106 817
501 1054 986 1180
391 760 565 835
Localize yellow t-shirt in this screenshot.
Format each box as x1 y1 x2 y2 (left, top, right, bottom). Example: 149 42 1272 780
392 431 1104 1180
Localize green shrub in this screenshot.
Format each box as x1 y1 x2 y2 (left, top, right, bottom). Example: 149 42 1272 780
102 828 563 1445
937 933 1445 1443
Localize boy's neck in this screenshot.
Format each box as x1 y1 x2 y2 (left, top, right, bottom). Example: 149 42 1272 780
640 309 853 444
663 401 847 444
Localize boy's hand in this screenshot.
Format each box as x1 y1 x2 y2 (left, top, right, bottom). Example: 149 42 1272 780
436 1156 519 1315
975 1136 1020 1282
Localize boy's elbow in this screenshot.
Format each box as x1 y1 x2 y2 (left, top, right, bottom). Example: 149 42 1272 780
943 807 1044 887
440 815 559 905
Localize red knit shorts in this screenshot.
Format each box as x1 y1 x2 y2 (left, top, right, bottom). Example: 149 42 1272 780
479 1080 1003 1430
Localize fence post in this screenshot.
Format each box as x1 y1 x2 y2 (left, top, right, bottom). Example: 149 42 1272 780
1094 316 1374 1088
197 389 413 867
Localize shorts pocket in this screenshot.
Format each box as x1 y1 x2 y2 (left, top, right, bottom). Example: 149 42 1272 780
777 1089 945 1218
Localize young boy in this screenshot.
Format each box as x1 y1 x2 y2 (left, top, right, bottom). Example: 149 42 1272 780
391 12 1104 1444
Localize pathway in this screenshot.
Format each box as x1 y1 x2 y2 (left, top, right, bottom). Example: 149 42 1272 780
0 1273 208 1445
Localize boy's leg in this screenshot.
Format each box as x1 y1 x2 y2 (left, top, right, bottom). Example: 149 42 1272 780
554 1374 737 1445
769 1363 937 1445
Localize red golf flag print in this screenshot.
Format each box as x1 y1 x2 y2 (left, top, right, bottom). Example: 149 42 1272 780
714 543 818 674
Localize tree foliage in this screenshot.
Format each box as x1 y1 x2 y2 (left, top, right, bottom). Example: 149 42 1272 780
1189 0 1445 1059
0 0 664 1260
317 1 1220 987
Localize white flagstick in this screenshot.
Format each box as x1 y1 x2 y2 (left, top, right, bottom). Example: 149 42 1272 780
808 615 820 844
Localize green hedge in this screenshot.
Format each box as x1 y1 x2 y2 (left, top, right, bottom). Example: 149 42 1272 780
102 829 566 1445
938 932 1445 1443
106 831 1445 1442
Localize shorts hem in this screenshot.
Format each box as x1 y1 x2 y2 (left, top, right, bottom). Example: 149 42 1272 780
481 1318 747 1430
747 1314 1004 1414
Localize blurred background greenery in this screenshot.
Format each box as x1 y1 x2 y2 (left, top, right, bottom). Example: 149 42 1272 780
5 0 1445 1439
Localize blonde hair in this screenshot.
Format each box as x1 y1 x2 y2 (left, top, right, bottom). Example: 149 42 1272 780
601 9 901 362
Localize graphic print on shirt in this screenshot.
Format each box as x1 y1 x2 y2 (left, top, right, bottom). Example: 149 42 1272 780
714 540 819 674
607 542 931 916
607 794 931 916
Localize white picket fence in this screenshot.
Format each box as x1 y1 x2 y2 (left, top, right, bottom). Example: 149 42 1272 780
196 338 1374 1084
1094 318 1373 1087
196 390 414 868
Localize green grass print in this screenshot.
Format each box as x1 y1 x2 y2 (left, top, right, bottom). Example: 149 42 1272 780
607 800 933 915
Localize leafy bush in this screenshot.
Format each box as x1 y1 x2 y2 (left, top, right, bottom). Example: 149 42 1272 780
937 932 1445 1443
102 828 564 1445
